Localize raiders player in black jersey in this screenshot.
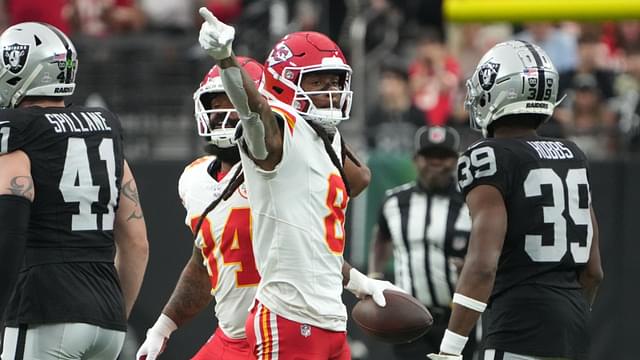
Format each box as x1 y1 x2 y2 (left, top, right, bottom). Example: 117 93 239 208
428 41 603 360
0 23 148 359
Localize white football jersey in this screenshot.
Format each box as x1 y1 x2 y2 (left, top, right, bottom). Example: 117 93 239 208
238 101 349 332
178 156 259 339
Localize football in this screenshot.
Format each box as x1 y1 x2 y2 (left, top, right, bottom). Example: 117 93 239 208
351 289 433 344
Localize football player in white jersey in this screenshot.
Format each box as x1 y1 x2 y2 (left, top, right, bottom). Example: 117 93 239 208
136 57 264 360
198 8 402 360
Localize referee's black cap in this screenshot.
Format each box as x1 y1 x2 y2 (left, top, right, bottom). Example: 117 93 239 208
415 126 460 158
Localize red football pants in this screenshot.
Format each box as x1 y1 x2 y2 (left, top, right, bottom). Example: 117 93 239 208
245 301 351 360
191 327 251 360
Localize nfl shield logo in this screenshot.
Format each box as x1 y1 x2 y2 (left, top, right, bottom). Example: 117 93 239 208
2 43 29 75
478 61 500 91
300 324 311 338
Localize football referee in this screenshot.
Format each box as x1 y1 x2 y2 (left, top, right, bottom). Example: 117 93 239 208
368 126 476 359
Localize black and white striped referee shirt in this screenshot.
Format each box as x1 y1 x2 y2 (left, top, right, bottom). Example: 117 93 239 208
377 181 471 309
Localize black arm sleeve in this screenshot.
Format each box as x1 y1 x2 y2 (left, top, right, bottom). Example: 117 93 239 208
0 195 31 312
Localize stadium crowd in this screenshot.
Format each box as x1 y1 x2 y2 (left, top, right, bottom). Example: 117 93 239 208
2 0 638 160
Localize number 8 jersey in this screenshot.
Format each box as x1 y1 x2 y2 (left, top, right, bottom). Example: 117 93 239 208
238 101 349 332
2 105 127 331
457 136 593 357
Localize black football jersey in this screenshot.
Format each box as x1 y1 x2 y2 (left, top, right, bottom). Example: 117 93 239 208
1 105 127 330
457 136 592 359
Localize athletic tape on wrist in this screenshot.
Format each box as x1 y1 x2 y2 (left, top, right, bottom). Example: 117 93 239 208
440 329 468 356
150 313 178 338
452 293 487 313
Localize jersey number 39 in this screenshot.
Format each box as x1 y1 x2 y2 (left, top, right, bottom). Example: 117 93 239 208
459 146 592 264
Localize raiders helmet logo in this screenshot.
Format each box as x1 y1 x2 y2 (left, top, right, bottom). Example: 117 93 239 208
478 61 500 91
266 42 293 68
2 43 29 75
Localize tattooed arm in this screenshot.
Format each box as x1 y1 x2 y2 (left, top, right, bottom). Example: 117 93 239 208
162 246 212 326
114 160 149 318
0 150 33 200
0 150 32 315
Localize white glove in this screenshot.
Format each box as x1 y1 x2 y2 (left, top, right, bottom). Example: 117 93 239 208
345 268 405 307
136 314 178 360
198 7 236 60
427 353 462 360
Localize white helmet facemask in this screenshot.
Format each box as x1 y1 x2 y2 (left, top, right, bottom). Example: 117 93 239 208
193 76 238 149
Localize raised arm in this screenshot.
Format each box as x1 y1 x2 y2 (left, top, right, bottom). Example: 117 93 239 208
113 160 149 318
198 7 283 170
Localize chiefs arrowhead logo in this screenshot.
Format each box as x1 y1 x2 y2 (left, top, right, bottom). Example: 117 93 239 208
2 43 30 75
478 61 500 91
266 42 293 68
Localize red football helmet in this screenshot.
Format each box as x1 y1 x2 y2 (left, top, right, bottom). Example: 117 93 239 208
263 31 353 128
193 57 264 148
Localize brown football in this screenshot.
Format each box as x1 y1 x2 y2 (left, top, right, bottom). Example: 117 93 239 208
351 289 433 344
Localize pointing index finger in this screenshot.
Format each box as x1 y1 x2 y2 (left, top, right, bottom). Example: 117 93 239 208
199 7 218 26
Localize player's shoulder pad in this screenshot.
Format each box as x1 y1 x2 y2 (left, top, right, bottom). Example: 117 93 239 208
0 107 33 127
179 156 215 195
268 99 300 134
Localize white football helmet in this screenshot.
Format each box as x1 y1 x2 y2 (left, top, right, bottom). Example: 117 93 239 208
0 22 78 108
466 40 562 137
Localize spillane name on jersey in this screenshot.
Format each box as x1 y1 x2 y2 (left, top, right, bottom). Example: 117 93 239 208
457 136 593 299
0 105 126 330
238 100 349 332
178 156 259 339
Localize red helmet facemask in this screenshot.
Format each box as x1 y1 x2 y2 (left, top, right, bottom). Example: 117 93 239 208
193 57 264 148
263 32 353 129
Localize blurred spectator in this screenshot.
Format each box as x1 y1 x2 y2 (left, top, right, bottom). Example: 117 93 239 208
205 0 243 25
556 73 617 159
364 0 402 53
613 46 640 153
3 0 72 34
139 0 198 34
409 29 460 126
515 22 578 73
449 23 513 79
366 61 425 153
391 0 443 46
559 31 616 100
69 0 146 37
612 21 640 56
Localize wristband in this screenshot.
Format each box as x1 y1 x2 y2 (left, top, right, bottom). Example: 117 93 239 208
149 313 178 338
452 293 487 313
440 329 468 355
